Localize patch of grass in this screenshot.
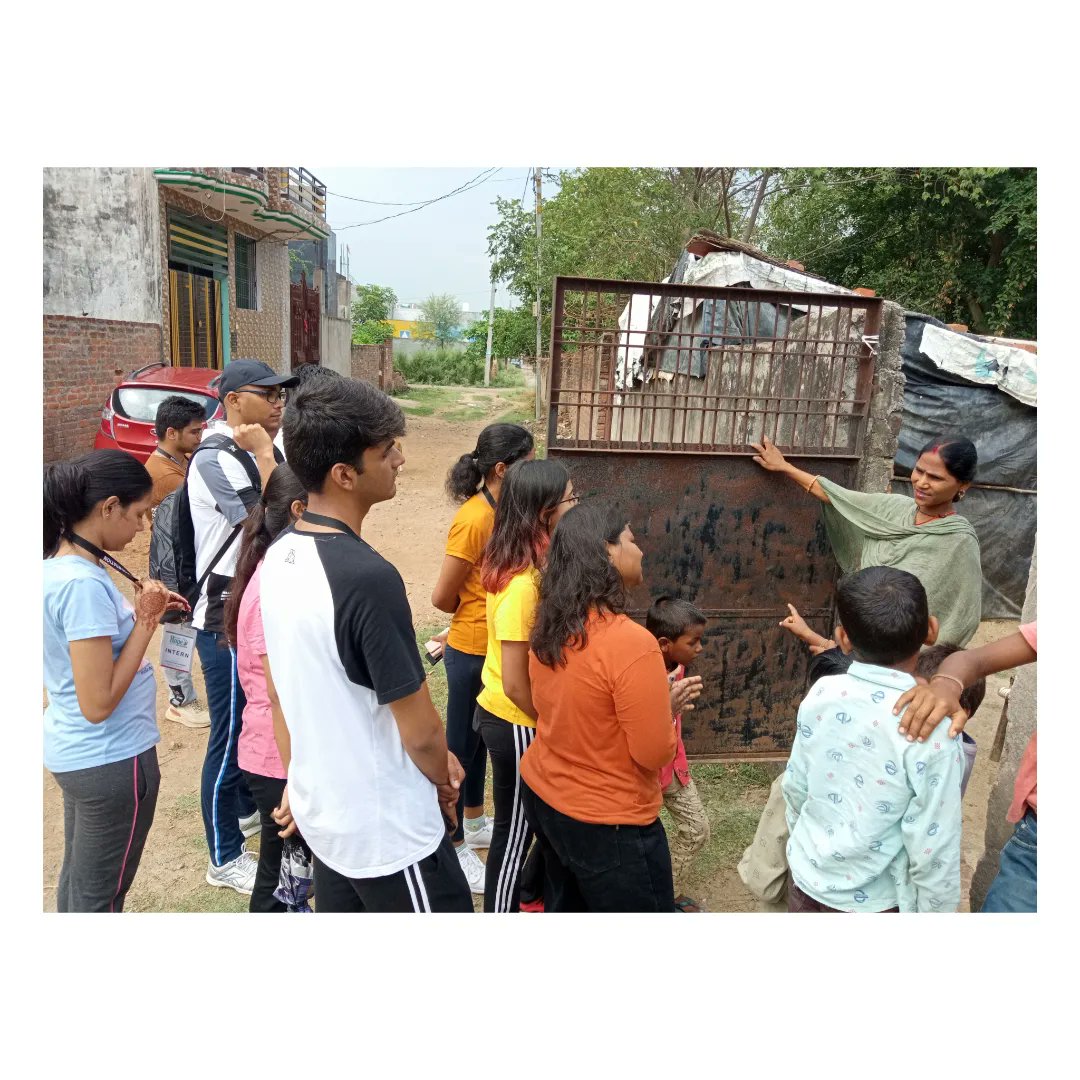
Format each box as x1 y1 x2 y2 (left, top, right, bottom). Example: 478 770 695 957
661 762 774 892
443 405 489 424
172 792 199 816
399 401 436 416
139 888 251 914
416 622 450 717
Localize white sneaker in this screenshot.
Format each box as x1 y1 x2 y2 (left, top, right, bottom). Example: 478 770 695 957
206 850 258 895
239 811 261 839
164 701 210 729
456 843 486 895
464 817 493 850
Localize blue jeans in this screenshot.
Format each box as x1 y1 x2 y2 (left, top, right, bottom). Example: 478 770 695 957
981 810 1037 913
196 630 256 866
442 644 488 843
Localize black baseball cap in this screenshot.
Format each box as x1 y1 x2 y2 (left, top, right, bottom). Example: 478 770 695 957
213 359 300 399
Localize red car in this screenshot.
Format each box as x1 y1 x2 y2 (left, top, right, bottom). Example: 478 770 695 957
94 363 224 463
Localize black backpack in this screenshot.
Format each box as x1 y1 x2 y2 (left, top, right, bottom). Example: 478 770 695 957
149 433 271 617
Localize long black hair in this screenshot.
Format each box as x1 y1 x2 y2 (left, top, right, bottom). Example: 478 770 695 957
480 458 569 594
446 422 534 502
44 450 152 558
224 464 307 647
531 502 629 668
919 436 977 493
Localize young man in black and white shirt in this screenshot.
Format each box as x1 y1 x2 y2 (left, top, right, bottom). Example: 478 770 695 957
260 376 472 911
189 359 297 895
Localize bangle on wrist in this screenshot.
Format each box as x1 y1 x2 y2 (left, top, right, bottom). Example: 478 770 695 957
930 673 965 695
804 475 819 494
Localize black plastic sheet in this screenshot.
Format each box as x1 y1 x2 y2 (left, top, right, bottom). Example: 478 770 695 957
894 313 1037 620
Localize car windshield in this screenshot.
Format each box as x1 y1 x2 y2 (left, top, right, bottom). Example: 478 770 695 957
115 387 218 423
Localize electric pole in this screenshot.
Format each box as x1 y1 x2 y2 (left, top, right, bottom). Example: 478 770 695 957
534 166 543 421
484 278 496 387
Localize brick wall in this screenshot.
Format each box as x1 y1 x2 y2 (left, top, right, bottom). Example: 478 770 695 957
43 315 163 463
350 343 404 392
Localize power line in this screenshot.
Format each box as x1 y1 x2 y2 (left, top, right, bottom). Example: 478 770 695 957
332 169 504 230
328 172 528 207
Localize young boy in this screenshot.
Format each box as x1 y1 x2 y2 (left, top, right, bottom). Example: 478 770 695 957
782 566 966 913
645 597 709 911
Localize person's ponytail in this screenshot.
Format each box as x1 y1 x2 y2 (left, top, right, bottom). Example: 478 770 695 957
43 450 151 558
445 422 535 502
44 460 90 557
446 451 484 502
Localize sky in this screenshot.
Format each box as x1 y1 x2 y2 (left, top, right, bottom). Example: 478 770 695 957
315 167 557 313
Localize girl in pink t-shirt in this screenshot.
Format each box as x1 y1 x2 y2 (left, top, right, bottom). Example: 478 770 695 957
224 465 308 913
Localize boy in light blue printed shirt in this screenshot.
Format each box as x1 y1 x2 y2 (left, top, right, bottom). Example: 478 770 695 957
782 566 965 913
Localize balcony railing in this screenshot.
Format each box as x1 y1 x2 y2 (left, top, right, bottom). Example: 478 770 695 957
267 167 327 220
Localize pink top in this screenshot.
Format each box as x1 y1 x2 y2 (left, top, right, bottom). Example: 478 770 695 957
659 664 690 790
1006 621 1037 823
236 563 285 780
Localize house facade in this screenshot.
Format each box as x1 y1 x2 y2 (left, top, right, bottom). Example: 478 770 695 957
43 167 329 462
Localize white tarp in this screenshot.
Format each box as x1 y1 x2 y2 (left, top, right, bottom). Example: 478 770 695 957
918 323 1037 407
614 251 858 389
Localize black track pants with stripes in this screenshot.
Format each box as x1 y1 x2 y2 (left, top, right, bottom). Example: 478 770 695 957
477 705 535 913
312 833 473 912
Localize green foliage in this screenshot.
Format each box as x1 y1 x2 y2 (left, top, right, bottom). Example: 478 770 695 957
758 168 1036 337
352 319 394 345
417 293 462 345
353 283 397 323
351 283 397 344
462 306 535 366
485 168 776 317
394 345 525 388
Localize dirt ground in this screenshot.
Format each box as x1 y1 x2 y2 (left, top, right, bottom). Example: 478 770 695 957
42 389 1020 912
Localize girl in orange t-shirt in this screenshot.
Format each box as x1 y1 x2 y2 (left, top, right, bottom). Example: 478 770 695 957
430 424 534 895
521 503 678 912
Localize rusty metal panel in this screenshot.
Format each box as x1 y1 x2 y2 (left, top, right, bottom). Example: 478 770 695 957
549 449 858 760
548 276 883 459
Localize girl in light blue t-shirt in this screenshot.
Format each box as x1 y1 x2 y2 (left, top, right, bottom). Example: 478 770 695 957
44 450 188 912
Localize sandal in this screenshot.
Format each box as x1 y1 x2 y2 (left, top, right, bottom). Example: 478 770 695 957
674 895 704 912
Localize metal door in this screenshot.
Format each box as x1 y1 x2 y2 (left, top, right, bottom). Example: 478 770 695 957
547 277 883 760
290 272 321 367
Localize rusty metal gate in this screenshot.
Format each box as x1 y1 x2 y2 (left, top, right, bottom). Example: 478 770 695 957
547 276 883 760
290 272 321 367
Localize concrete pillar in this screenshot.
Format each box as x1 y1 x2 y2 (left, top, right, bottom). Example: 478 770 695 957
856 300 906 493
969 543 1037 911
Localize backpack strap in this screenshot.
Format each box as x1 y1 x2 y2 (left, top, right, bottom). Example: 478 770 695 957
183 432 265 601
191 521 244 599
195 432 264 492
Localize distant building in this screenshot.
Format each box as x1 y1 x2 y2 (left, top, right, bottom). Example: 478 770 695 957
386 300 481 340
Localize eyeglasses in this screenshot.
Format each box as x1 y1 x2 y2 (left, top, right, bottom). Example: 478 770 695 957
556 492 580 506
235 388 288 406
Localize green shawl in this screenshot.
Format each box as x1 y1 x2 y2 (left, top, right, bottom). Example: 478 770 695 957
817 477 983 647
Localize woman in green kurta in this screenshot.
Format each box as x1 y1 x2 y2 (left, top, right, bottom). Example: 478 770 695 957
749 435 982 647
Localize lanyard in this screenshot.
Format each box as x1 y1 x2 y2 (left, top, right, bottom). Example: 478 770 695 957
65 532 142 587
480 485 496 510
298 510 363 544
156 447 186 469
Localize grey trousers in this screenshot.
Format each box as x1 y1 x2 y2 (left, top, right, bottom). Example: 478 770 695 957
52 747 160 913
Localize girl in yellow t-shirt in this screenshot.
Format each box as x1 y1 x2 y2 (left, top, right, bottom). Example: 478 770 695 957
476 458 577 912
431 424 534 896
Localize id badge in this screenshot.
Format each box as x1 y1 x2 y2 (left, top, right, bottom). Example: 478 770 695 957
160 623 196 675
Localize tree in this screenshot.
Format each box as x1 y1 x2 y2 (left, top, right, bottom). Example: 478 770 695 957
484 167 778 312
758 168 1036 337
462 306 535 365
417 293 462 345
351 282 397 345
